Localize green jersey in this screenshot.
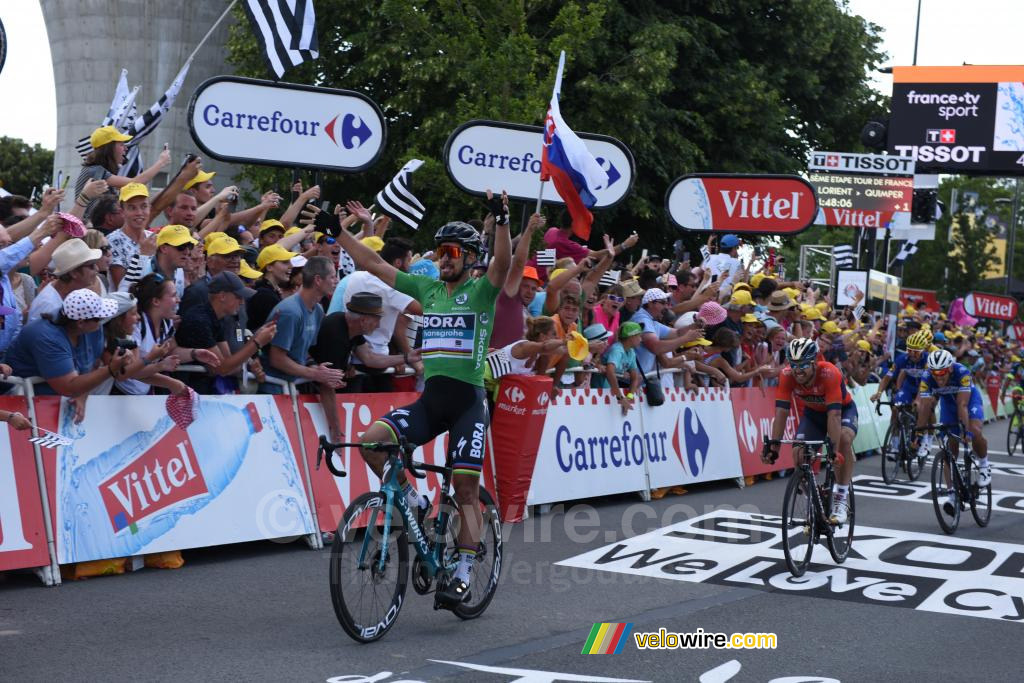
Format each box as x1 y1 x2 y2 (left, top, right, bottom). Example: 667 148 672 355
394 270 500 387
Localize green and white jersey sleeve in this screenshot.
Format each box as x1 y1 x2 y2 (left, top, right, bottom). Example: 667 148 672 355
394 271 500 387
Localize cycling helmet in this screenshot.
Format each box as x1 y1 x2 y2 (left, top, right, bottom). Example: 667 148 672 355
434 221 484 255
906 329 933 350
927 349 955 371
787 338 819 362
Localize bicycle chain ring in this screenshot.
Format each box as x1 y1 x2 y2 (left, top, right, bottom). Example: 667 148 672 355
412 555 433 595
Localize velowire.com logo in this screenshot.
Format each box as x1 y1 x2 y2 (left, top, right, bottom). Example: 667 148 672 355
581 623 634 654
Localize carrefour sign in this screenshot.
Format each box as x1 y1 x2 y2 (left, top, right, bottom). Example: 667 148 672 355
443 120 634 208
188 76 386 173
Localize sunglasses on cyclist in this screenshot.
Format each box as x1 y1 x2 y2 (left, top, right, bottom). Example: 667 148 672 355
436 244 463 260
789 360 815 370
931 367 952 377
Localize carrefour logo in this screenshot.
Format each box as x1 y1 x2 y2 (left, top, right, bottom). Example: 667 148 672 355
555 421 671 473
324 113 374 149
681 407 710 477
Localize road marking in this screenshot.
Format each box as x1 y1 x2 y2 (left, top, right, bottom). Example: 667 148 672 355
559 509 1024 623
853 475 1023 515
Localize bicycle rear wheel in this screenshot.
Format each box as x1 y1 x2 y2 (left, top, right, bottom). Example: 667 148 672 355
881 421 900 484
1007 419 1023 457
902 419 925 481
329 492 410 643
438 487 504 620
781 470 816 577
827 485 856 563
930 450 960 534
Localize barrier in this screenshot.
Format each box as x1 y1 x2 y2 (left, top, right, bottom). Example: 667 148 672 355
2 376 1016 585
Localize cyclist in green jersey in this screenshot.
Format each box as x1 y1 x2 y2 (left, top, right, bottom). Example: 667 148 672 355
333 194 511 608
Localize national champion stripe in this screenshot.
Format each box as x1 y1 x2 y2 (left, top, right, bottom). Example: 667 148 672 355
375 159 426 230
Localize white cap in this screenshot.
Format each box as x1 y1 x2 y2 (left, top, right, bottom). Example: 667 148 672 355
642 288 670 306
290 255 308 268
674 311 698 329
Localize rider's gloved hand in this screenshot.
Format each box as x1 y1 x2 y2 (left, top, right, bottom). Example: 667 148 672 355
761 443 780 465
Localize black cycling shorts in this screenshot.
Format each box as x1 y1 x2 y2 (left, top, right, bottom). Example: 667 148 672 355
376 376 489 476
795 403 859 441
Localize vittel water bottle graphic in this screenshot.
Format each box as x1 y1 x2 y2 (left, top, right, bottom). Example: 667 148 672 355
61 400 265 562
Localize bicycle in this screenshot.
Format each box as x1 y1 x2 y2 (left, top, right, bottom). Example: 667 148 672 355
764 436 855 578
316 434 503 643
1007 406 1024 457
919 424 992 534
877 401 926 484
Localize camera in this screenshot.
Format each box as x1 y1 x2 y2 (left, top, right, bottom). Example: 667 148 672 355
115 338 138 351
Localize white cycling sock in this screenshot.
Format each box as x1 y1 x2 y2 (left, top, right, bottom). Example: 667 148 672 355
833 484 849 498
454 547 476 584
979 457 990 468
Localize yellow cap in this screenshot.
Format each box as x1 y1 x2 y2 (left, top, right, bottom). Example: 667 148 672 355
783 287 800 301
257 244 299 270
119 182 149 202
156 224 197 247
90 125 132 149
567 331 589 361
856 340 872 352
821 320 841 334
928 344 940 352
284 226 303 237
750 272 766 289
729 290 754 306
238 261 262 280
361 236 385 252
206 235 243 256
732 282 752 293
802 307 825 321
1013 355 1021 362
842 329 855 335
814 301 829 312
313 231 326 242
740 313 761 324
905 305 917 314
683 337 713 348
259 219 285 235
183 170 215 191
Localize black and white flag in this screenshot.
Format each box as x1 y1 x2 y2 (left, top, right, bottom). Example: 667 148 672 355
375 159 426 230
243 0 319 80
894 239 920 265
832 244 856 269
486 349 513 380
535 248 557 267
119 60 192 176
599 269 620 287
75 69 140 159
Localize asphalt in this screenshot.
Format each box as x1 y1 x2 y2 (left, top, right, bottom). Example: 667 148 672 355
3 418 1024 683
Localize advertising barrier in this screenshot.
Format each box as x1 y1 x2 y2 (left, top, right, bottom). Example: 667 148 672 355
730 388 799 477
489 375 550 523
666 174 818 234
44 395 316 564
0 397 49 572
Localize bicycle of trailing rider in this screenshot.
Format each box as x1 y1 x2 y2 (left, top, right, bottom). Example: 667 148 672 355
1007 387 1024 456
316 435 503 643
875 400 926 483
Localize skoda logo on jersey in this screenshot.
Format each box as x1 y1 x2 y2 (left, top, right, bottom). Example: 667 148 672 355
479 312 489 324
324 113 374 149
682 407 710 476
455 294 469 305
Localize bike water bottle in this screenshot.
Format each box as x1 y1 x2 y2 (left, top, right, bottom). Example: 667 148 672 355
61 401 262 562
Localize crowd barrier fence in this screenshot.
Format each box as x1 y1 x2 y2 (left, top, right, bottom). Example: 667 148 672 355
0 375 1016 585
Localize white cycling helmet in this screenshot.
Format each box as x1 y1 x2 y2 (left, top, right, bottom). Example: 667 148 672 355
787 338 819 362
927 349 955 371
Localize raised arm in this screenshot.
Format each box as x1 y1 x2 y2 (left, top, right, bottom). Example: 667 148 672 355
486 190 512 290
332 201 399 287
503 213 545 297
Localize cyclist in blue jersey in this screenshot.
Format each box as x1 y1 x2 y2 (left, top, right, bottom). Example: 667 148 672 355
871 329 931 456
916 349 990 514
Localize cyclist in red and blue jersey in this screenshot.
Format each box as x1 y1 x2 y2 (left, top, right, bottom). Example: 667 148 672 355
763 338 857 525
916 349 990 514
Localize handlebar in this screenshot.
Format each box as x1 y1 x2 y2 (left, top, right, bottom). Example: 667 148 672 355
314 435 426 479
912 423 970 443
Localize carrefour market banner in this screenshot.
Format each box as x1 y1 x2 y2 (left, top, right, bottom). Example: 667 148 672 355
45 395 316 564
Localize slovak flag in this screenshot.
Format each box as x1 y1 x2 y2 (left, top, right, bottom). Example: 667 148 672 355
541 51 609 241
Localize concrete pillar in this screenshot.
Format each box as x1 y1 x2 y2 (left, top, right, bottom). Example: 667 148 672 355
42 0 238 195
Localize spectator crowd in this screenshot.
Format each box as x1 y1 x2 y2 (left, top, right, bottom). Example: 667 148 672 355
0 125 1018 429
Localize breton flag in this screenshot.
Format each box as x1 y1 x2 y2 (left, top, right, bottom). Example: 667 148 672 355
75 69 140 159
118 60 192 176
832 244 856 269
540 51 608 241
243 0 319 80
894 239 920 265
375 159 426 230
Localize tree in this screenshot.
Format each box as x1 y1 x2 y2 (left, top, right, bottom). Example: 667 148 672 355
225 0 888 253
0 137 54 198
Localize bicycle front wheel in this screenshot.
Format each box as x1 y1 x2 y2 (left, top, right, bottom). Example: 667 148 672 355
930 450 960 534
781 471 816 577
438 487 504 620
827 485 856 563
881 421 900 484
329 492 410 643
1008 419 1023 457
970 462 993 527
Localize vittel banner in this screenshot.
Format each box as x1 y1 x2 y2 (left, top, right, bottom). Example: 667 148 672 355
888 65 1024 175
443 120 634 208
188 76 386 172
964 291 1019 321
666 174 818 234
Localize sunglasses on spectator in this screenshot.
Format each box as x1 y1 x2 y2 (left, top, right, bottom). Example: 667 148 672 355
668 285 678 291
172 244 192 252
436 244 463 260
606 295 624 303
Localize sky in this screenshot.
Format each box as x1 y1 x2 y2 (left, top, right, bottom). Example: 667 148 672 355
2 1 1024 150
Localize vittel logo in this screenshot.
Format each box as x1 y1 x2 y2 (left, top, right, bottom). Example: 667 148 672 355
967 292 1017 320
719 191 802 220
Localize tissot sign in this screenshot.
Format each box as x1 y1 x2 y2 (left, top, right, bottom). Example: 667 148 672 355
443 120 634 208
666 174 818 234
188 76 386 172
888 65 1024 175
964 291 1019 321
